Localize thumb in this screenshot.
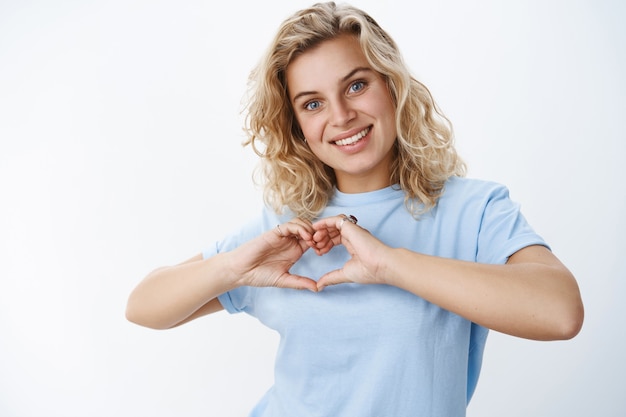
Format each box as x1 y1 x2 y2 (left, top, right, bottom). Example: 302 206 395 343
316 269 348 291
280 274 319 292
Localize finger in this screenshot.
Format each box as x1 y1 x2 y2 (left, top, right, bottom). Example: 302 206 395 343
311 229 336 250
337 214 358 230
312 215 345 242
287 217 313 229
312 240 334 256
313 214 358 234
278 274 318 292
278 219 314 241
306 228 339 256
312 214 343 231
316 269 349 291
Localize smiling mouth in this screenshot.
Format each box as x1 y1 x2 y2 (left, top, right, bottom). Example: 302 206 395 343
333 127 371 146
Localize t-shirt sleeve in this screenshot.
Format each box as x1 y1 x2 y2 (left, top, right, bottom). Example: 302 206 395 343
201 242 248 314
476 183 549 265
201 208 281 314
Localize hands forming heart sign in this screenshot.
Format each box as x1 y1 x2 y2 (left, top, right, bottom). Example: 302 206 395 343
230 214 390 293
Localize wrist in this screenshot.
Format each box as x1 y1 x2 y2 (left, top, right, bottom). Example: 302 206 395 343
373 246 402 286
379 247 418 287
216 250 248 290
207 251 245 293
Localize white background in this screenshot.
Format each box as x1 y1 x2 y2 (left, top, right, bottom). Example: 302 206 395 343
1 0 624 416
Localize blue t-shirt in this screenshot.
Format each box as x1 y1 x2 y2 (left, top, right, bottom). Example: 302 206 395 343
203 177 547 417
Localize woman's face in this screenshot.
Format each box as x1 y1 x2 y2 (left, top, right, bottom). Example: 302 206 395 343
286 34 397 193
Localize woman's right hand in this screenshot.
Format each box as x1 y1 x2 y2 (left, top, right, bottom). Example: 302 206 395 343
227 218 319 292
126 218 319 329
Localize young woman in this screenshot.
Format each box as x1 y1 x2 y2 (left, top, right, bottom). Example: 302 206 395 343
126 2 584 416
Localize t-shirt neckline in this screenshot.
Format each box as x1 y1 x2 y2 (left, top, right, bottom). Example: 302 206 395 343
330 184 402 206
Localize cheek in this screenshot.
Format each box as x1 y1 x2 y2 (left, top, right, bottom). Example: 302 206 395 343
375 101 397 136
305 139 326 159
373 95 396 121
301 126 328 161
298 117 324 143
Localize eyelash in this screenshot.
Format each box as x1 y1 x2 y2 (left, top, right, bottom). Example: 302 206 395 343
349 80 366 93
304 100 321 111
302 80 368 111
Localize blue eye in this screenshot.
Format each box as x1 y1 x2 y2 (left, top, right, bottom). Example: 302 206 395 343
349 81 365 93
305 100 320 111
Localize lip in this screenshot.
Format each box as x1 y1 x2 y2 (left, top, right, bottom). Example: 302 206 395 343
329 125 372 145
329 126 372 155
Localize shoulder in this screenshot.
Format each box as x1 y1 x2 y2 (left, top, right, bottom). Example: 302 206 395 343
214 204 288 253
438 177 546 263
438 176 511 208
443 176 507 196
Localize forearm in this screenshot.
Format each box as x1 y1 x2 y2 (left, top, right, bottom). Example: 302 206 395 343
126 219 321 329
126 253 236 330
384 246 584 341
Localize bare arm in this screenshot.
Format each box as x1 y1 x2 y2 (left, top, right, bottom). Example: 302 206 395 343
126 219 320 330
313 216 584 341
383 245 583 340
125 253 230 330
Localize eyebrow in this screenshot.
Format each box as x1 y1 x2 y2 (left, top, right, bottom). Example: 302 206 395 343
291 67 373 103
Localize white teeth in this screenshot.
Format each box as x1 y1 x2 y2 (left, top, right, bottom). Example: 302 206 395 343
334 127 370 146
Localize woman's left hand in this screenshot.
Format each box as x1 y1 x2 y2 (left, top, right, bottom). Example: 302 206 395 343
311 214 391 291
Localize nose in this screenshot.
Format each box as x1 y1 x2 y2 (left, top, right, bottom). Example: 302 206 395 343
329 98 356 127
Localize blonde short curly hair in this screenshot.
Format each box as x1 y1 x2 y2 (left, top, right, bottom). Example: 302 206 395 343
243 1 465 219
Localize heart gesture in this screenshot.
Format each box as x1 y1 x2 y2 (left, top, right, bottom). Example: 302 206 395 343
311 214 391 291
230 218 319 292
230 214 389 293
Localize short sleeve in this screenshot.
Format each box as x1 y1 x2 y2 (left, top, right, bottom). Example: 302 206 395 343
201 242 249 314
476 184 549 265
201 207 283 315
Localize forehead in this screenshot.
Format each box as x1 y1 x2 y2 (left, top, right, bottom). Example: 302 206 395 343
286 35 369 95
